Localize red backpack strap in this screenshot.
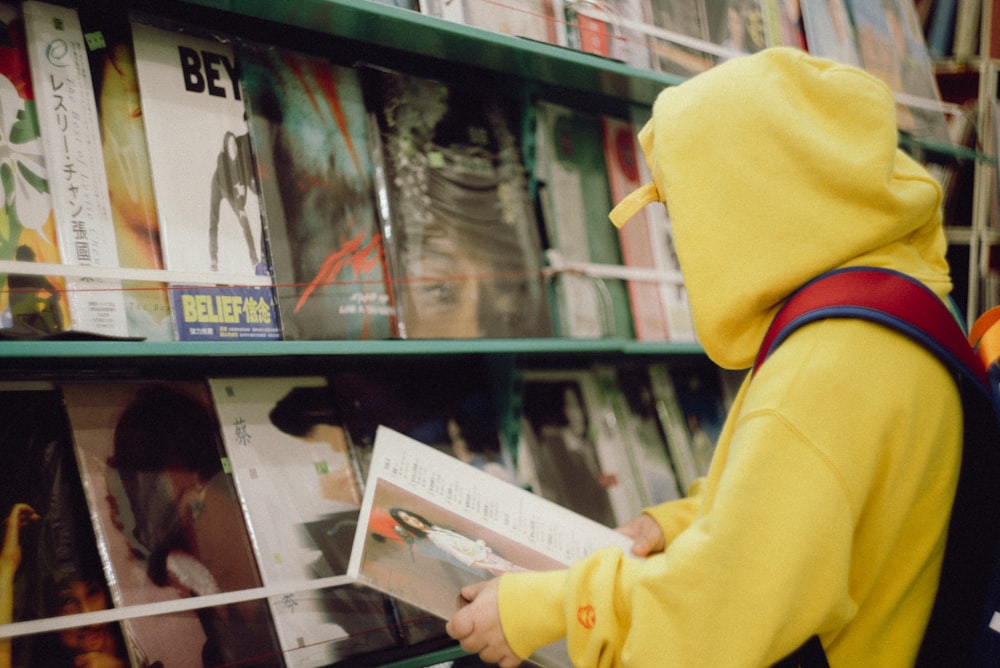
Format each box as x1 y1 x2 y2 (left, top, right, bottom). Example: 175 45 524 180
753 267 989 393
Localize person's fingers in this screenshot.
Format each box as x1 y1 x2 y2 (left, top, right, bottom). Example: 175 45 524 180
632 538 651 557
615 513 646 537
447 580 491 640
446 604 474 641
447 578 520 665
617 521 647 554
15 505 40 527
459 578 490 602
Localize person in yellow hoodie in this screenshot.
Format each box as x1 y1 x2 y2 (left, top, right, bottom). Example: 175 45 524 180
446 46 962 666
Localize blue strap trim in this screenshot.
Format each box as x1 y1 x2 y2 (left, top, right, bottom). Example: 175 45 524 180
770 305 991 401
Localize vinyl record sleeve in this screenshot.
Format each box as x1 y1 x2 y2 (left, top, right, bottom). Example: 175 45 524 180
362 64 552 340
63 380 285 667
131 17 279 341
239 44 395 341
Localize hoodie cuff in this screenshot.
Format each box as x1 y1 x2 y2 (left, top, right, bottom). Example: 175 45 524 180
498 569 569 660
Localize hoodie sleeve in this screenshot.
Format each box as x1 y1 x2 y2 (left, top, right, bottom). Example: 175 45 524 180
498 413 859 667
496 478 706 657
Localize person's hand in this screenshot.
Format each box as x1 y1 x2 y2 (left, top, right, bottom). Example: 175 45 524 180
9 504 38 531
1 504 39 573
446 578 522 667
616 513 664 557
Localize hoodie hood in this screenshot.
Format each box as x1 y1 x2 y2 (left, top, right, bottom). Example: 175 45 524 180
610 47 949 369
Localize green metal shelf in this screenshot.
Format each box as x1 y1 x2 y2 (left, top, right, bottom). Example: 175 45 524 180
166 0 987 167
173 0 683 107
378 644 470 668
0 337 703 359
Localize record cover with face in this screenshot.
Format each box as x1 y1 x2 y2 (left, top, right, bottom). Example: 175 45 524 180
362 64 552 340
62 380 285 667
0 383 129 668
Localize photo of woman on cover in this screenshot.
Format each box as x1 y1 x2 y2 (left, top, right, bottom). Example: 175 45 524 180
356 481 561 620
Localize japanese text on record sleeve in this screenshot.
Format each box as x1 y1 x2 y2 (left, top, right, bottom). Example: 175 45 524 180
41 24 113 266
373 435 628 565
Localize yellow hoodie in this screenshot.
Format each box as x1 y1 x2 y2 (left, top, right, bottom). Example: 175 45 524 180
497 48 961 666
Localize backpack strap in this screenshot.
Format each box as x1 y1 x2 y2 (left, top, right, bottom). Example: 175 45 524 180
756 266 1000 668
753 266 988 391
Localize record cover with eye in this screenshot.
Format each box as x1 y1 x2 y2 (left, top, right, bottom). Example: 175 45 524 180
62 380 285 667
361 64 552 340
